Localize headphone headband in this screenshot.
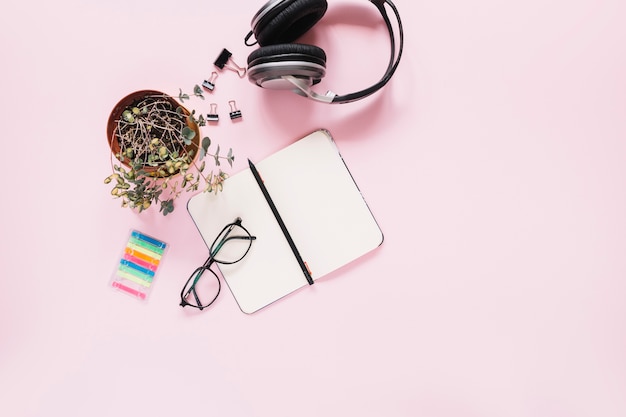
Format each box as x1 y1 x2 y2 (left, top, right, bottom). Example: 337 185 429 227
245 0 404 104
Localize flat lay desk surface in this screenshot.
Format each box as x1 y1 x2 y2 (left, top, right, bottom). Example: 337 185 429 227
2 1 625 416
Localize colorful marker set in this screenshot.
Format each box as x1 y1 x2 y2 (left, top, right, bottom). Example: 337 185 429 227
110 230 168 301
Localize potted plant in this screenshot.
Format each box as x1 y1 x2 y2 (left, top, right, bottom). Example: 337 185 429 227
105 87 233 215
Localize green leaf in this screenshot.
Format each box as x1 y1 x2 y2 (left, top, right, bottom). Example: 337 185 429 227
200 137 211 160
227 148 234 167
160 199 175 215
178 89 189 102
214 144 221 166
182 127 196 145
193 85 204 99
122 110 135 123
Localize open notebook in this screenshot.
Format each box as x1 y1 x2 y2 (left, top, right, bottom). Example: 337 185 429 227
187 129 383 313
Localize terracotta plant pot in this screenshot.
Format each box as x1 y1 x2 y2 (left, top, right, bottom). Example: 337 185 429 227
106 90 201 176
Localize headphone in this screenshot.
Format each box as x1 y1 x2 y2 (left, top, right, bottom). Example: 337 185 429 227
244 0 404 104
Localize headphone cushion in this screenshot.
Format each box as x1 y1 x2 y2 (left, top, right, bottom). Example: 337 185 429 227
247 43 327 87
255 0 328 46
247 43 327 68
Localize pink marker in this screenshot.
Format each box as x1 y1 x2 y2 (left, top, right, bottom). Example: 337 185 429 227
112 281 147 300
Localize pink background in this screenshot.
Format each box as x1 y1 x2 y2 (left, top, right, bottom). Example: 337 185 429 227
2 0 626 416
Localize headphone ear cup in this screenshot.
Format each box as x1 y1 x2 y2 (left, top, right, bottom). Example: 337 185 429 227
254 0 328 46
247 43 327 89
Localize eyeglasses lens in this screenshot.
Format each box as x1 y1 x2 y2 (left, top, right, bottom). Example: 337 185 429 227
181 267 220 309
210 224 253 264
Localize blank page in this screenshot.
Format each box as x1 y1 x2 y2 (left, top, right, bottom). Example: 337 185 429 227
256 129 383 280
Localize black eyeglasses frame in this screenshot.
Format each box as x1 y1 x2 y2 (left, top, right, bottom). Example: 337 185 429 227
180 217 256 310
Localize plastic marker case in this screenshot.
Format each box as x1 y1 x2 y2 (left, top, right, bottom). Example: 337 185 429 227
110 230 168 300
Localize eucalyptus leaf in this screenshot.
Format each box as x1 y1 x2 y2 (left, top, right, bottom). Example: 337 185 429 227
182 127 196 145
227 148 234 167
160 199 175 215
202 136 211 151
193 85 204 99
200 137 211 160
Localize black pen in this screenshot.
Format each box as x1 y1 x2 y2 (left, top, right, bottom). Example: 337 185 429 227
248 159 314 285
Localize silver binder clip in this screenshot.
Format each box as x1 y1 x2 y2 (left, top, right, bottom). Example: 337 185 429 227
202 72 218 92
214 48 246 78
228 100 242 120
207 103 219 122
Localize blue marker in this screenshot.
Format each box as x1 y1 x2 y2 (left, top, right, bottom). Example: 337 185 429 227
131 231 167 249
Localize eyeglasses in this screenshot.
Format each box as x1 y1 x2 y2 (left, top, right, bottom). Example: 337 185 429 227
180 217 256 310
